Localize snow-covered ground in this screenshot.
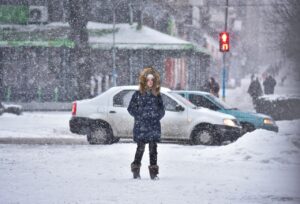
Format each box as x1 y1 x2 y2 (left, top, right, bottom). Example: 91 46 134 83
0 111 300 204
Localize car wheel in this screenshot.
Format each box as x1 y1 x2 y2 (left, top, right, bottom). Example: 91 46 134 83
191 126 216 145
87 126 113 145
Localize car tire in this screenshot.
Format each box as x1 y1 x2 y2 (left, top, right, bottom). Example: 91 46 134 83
87 120 120 145
191 125 217 145
87 127 109 144
87 122 118 145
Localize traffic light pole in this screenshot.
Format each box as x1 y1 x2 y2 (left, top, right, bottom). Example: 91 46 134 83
222 53 226 100
222 0 229 101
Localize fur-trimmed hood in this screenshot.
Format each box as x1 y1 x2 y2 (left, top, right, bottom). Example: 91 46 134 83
139 67 161 96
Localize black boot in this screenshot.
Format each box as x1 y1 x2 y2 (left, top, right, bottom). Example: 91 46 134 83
148 165 159 180
131 163 141 179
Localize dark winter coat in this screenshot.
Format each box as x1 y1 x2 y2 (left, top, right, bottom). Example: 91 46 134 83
248 79 263 100
127 90 165 143
263 76 276 94
202 80 211 92
211 81 220 97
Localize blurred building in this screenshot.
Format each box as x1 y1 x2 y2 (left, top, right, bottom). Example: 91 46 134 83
0 0 210 102
1 0 279 102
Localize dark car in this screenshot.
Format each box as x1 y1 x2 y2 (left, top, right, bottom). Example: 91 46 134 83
0 102 22 116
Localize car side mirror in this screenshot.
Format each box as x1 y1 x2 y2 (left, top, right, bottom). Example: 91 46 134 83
175 105 185 112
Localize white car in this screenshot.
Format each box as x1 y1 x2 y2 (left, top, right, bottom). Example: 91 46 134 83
69 86 241 145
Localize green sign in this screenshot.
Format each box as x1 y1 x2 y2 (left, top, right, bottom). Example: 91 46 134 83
0 5 29 24
0 39 75 48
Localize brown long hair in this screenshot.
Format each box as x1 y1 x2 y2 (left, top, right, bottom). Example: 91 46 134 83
139 67 161 96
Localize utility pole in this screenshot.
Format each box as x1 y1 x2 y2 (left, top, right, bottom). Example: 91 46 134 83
222 0 229 101
112 3 117 87
68 0 91 100
111 0 123 87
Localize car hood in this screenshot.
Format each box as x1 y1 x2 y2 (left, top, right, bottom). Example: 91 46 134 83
193 107 237 120
225 109 272 119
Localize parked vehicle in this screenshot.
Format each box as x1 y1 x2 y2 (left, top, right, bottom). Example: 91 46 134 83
69 86 242 145
0 102 4 115
0 102 22 116
174 90 279 134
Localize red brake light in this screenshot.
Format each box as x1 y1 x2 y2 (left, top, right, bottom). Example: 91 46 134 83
72 102 77 116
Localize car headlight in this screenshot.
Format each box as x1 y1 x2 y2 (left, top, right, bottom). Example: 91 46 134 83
223 119 238 127
264 118 274 125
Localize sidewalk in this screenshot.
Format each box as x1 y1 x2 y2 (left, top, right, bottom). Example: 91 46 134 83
3 101 72 112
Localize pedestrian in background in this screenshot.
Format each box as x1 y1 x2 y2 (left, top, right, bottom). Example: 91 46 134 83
263 74 277 94
209 77 220 97
127 67 165 180
248 77 263 105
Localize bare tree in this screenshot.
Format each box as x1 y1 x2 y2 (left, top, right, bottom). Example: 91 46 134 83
268 0 300 72
68 0 92 100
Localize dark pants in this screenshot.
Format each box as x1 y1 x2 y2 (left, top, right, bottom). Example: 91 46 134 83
133 142 157 166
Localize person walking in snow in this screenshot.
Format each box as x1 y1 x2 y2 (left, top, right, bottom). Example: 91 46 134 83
209 77 220 98
202 77 219 96
127 67 165 180
247 77 263 105
202 79 211 93
263 74 277 94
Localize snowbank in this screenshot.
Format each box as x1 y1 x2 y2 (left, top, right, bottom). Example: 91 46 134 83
259 94 300 102
256 95 300 120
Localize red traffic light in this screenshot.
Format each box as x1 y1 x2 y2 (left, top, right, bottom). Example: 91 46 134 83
219 32 230 52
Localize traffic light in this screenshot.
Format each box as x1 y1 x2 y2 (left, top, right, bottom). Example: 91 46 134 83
219 32 230 52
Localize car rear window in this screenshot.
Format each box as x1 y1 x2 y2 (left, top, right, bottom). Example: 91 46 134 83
113 90 135 107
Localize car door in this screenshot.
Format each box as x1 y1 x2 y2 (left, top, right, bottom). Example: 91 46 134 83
107 90 135 138
160 93 189 139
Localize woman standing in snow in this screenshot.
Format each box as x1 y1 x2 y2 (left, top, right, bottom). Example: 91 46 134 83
127 67 165 180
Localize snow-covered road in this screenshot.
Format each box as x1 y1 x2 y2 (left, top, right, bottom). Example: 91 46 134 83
0 112 300 204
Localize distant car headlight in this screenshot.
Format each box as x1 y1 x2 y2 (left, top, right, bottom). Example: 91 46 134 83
264 118 274 125
223 119 238 127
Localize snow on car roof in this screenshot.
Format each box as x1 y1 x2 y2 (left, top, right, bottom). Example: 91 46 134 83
173 90 211 95
112 85 171 92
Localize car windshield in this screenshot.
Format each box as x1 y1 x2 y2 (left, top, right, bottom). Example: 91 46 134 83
206 94 233 110
169 92 197 109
